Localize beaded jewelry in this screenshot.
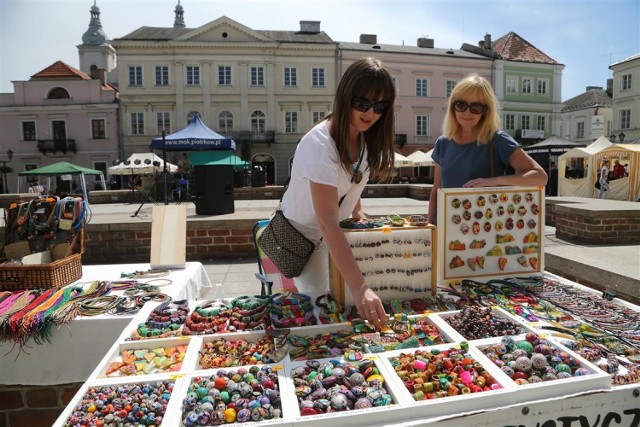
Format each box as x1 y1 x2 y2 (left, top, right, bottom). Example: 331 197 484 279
131 299 189 340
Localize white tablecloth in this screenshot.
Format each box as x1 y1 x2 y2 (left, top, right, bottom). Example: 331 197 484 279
0 262 211 385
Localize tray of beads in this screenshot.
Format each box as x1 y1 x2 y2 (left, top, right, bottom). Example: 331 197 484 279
91 336 194 380
430 305 537 343
53 374 184 427
124 299 191 341
381 343 515 418
284 355 405 426
190 331 288 371
473 333 611 404
165 364 295 426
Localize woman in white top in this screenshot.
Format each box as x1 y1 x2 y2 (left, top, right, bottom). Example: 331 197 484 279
598 159 610 199
280 58 396 329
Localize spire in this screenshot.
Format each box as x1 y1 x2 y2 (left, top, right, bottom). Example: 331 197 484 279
81 1 109 45
174 0 185 28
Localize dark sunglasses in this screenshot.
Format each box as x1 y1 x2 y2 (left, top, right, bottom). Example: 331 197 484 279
453 100 487 114
351 97 389 114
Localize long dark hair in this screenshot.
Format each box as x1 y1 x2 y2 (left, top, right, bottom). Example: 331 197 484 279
328 57 396 182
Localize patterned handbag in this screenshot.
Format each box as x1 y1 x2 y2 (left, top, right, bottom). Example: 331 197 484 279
257 209 317 279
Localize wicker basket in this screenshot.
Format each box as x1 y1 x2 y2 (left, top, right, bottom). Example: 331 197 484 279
0 230 84 291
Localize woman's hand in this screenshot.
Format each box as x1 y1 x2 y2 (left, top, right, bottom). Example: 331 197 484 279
463 177 497 188
352 285 387 330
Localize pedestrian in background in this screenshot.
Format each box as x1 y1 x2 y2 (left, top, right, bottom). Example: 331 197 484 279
598 159 611 199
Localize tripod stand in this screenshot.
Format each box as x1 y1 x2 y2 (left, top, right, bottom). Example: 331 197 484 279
131 176 159 218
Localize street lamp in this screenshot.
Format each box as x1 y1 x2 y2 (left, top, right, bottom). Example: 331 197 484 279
618 132 625 143
0 149 14 194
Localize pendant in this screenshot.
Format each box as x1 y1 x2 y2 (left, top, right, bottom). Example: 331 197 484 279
353 170 363 184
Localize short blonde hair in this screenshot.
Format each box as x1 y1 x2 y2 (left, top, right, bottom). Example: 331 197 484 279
442 73 501 145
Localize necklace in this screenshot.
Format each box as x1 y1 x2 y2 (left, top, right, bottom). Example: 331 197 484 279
346 133 365 184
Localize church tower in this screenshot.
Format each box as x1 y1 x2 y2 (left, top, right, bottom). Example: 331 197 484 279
77 1 116 84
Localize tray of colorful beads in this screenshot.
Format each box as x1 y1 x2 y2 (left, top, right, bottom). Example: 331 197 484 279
430 305 537 342
53 374 184 427
165 364 295 426
473 333 611 404
189 330 288 371
381 343 514 418
284 354 404 426
91 336 194 379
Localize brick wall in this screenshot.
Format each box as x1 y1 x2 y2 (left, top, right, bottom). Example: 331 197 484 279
554 204 640 244
0 383 81 427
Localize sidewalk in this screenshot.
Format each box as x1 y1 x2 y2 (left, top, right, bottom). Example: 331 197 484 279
29 198 640 303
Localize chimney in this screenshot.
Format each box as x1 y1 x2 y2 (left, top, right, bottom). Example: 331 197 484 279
483 34 492 50
606 78 613 96
360 34 377 44
90 67 107 85
586 86 603 91
417 38 434 48
299 20 320 33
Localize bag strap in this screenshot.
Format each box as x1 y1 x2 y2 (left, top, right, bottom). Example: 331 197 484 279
488 136 495 178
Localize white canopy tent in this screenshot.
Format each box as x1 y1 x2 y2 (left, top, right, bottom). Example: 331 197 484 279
557 136 613 197
393 153 415 168
592 144 640 201
407 149 435 166
108 153 178 176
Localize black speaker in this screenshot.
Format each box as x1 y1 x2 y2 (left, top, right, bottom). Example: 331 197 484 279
193 165 234 215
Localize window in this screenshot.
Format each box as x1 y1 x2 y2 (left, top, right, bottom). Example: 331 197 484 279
156 112 171 134
505 114 515 131
576 121 585 138
22 121 36 141
312 68 325 87
521 115 531 129
251 111 265 133
537 78 548 95
251 66 264 86
128 66 143 86
622 74 632 91
24 163 39 184
130 112 144 135
155 66 169 86
218 111 234 134
416 78 428 97
186 66 200 86
537 116 546 131
621 109 631 129
284 67 297 86
48 87 70 99
506 76 518 94
91 119 106 139
218 66 231 86
285 112 298 133
93 162 107 188
416 115 429 136
312 111 326 124
446 80 457 98
522 78 532 94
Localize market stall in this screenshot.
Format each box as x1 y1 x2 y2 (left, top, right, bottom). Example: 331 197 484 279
557 136 612 197
592 143 640 201
19 186 639 426
0 262 210 385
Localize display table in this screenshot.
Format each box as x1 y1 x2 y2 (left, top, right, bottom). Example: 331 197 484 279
0 262 210 385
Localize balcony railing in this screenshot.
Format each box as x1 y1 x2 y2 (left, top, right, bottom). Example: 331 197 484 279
394 134 407 147
231 131 275 144
37 139 77 155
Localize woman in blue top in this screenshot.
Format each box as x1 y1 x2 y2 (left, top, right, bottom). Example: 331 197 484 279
428 74 547 224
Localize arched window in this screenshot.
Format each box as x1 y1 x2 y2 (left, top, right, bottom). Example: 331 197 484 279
48 87 70 99
218 111 234 134
186 110 200 123
250 110 265 133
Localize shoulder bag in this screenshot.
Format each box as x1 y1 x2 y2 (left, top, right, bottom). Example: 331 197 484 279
258 156 359 278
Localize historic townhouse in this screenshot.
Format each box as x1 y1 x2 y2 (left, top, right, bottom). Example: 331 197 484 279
110 14 337 185
610 53 640 143
560 86 613 145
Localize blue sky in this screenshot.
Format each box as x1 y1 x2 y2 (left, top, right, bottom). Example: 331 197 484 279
1 0 638 101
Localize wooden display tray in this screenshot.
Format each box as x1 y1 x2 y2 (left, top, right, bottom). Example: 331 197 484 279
330 224 437 307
